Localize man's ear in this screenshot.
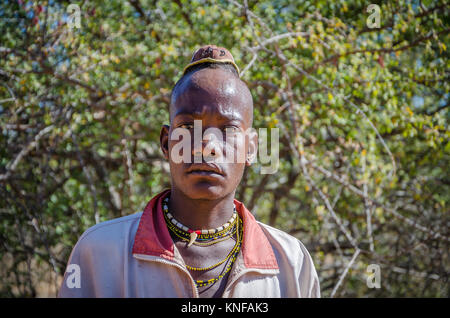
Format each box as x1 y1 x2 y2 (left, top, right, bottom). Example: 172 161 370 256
246 128 258 166
160 125 170 160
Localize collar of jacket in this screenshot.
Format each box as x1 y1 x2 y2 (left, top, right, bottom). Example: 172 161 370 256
132 189 279 270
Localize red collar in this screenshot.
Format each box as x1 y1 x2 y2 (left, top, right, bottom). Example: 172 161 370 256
132 189 278 269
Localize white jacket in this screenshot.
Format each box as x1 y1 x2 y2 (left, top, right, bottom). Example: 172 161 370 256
58 189 320 298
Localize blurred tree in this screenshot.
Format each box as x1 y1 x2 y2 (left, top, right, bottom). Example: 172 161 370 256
0 0 448 297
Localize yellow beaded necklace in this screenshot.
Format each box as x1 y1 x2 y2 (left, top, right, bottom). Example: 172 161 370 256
162 196 243 287
191 218 243 287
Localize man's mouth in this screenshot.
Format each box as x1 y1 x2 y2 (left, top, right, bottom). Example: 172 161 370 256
186 163 224 176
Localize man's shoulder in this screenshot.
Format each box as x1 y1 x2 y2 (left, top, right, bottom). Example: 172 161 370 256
256 221 320 297
256 221 301 245
77 212 143 247
256 221 312 260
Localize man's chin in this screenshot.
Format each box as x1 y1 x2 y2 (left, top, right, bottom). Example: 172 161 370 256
179 182 228 200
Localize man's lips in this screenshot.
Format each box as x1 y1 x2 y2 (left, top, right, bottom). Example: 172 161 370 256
186 163 224 176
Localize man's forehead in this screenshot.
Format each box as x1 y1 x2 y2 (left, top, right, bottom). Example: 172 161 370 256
173 68 244 99
172 104 245 123
170 68 253 124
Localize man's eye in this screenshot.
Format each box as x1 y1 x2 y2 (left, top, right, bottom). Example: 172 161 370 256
224 126 240 133
179 123 194 129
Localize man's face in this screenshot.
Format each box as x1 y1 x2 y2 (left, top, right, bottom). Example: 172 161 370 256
160 68 257 200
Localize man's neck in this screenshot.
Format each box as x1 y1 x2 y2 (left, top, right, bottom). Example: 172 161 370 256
168 188 236 230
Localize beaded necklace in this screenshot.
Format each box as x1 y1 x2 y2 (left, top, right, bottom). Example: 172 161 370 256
164 214 238 246
185 217 242 272
162 196 243 288
162 197 237 247
195 218 243 287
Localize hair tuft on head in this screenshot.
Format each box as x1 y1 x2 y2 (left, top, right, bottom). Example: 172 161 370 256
182 45 240 77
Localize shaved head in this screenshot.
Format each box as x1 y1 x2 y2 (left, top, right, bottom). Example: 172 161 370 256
170 66 254 128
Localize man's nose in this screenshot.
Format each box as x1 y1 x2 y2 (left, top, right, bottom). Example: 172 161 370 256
192 131 223 160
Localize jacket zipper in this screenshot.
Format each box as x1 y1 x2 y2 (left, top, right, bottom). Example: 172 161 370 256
133 253 199 298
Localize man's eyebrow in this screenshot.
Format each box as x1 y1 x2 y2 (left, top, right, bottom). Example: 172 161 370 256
173 109 244 123
172 110 195 118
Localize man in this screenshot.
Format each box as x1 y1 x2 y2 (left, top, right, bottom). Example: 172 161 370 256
58 45 320 298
